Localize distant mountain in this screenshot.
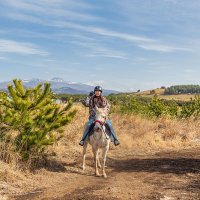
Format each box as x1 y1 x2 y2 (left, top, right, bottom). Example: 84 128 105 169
0 78 119 95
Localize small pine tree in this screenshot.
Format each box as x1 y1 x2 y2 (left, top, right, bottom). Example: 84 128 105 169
0 79 76 160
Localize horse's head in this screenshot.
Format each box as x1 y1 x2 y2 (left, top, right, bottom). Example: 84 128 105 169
94 106 108 131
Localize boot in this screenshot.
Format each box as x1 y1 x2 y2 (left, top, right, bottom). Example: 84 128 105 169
105 119 120 146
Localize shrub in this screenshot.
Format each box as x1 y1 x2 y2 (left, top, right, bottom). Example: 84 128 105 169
0 79 76 161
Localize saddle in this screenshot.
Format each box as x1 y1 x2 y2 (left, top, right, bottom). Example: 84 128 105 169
88 123 112 137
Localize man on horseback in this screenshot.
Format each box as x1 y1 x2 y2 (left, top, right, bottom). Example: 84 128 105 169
79 86 120 146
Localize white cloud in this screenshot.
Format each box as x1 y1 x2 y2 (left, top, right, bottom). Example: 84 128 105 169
138 43 193 52
87 53 128 60
1 1 194 54
71 40 128 59
55 21 153 43
56 22 194 53
85 80 105 86
2 0 99 22
0 39 48 56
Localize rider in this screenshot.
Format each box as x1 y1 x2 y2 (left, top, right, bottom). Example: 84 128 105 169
79 86 120 146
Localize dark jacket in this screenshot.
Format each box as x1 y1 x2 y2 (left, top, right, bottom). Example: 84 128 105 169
82 94 110 118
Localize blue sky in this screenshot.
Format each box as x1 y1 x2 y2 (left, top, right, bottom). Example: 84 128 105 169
0 0 200 91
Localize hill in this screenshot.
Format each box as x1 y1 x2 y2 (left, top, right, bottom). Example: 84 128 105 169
135 88 196 102
0 78 119 95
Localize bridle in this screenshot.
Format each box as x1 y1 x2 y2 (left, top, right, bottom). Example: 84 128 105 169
94 113 107 127
94 115 109 140
94 119 105 126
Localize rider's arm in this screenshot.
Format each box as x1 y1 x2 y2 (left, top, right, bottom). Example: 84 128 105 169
82 97 90 107
106 101 111 113
102 97 111 113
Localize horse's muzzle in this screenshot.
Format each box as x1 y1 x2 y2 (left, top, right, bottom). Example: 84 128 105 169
94 126 100 131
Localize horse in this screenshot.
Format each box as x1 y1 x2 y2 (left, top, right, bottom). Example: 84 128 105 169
82 106 111 178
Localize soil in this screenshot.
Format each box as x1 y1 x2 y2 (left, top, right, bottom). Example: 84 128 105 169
3 105 200 200
12 147 200 200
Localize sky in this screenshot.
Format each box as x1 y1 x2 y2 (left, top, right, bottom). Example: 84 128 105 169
0 0 200 92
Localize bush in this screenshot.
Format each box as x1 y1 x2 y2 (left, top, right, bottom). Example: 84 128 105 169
107 94 185 119
180 96 200 118
148 96 165 117
0 79 76 161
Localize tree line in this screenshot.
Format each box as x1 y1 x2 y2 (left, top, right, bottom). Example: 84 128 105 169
164 85 200 94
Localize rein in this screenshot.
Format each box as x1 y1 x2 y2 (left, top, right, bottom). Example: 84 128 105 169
94 120 104 126
94 118 109 140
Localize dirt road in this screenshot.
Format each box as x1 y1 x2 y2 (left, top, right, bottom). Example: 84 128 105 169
13 147 200 200
9 106 200 200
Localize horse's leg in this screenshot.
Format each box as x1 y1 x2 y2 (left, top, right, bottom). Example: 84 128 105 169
92 146 100 176
82 142 88 170
102 144 109 178
97 151 101 169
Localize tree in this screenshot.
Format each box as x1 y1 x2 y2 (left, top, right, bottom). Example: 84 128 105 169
148 96 165 117
0 79 76 160
150 90 156 95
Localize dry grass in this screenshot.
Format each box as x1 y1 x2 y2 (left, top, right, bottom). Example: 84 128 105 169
158 94 195 101
137 88 165 95
134 88 196 101
53 104 200 156
0 103 200 197
136 92 195 102
111 112 200 153
0 161 38 197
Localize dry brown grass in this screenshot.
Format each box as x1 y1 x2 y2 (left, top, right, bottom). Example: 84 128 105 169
136 92 195 102
137 88 165 95
52 103 200 156
158 94 195 101
111 112 200 153
135 88 196 101
0 161 38 195
0 103 200 198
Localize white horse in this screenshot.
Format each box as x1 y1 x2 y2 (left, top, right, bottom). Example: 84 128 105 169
82 106 111 178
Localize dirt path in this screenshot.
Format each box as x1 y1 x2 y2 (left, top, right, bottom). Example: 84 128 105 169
13 147 200 200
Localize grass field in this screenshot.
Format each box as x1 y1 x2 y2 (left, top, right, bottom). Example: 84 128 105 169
132 88 197 102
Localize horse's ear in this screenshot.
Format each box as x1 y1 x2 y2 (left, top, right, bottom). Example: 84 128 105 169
101 107 108 115
103 107 108 114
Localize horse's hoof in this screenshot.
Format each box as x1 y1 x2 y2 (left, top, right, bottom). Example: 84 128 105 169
103 174 107 178
95 173 101 177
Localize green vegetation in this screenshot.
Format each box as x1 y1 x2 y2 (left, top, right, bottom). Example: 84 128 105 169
0 79 76 161
107 94 200 119
165 85 200 94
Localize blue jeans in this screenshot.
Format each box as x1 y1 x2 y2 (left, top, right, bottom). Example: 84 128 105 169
81 118 94 141
81 118 119 142
106 119 119 142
